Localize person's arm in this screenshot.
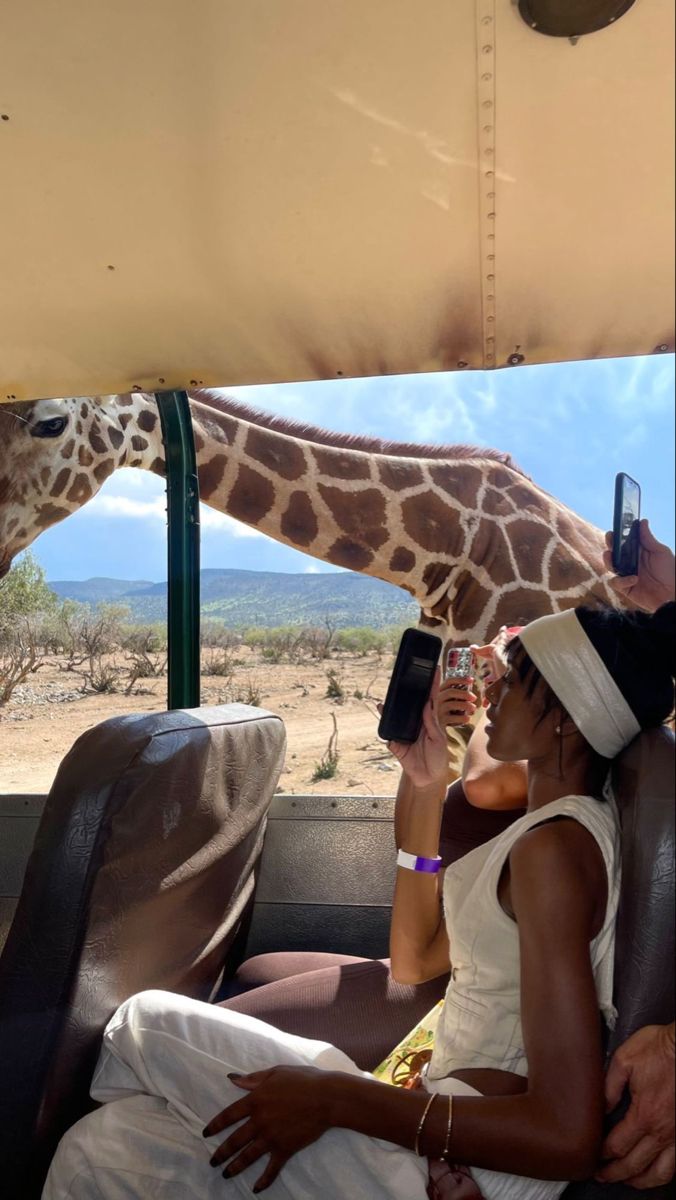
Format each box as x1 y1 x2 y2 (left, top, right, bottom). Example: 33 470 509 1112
206 819 607 1188
603 519 675 612
595 1021 675 1188
462 708 528 811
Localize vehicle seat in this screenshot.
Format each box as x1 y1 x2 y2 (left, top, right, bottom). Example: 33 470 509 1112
0 703 286 1200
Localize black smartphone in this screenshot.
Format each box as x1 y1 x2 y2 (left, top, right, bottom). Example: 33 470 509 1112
378 628 442 743
612 472 641 576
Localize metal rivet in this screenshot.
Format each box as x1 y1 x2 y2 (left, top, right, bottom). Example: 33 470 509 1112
655 343 669 353
487 353 494 361
482 99 493 109
483 125 494 134
457 360 468 368
481 14 493 24
487 253 495 261
487 315 495 323
487 335 495 343
482 45 493 54
484 170 495 178
481 72 493 81
487 273 495 281
1 114 9 122
107 264 115 271
487 233 495 241
486 191 495 199
487 294 495 302
508 353 525 365
484 147 494 156
487 212 496 220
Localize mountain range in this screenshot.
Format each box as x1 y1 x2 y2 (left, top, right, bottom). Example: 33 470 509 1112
48 568 419 628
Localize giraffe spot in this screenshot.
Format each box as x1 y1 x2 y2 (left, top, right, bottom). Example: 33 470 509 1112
401 493 463 555
94 461 114 485
35 502 70 529
118 395 134 407
548 545 595 591
60 439 75 460
119 413 133 429
470 519 514 586
0 476 12 503
422 560 452 600
378 458 424 490
246 427 306 481
509 485 541 515
199 455 227 498
89 427 108 454
49 467 71 498
228 463 275 525
131 435 148 453
312 446 371 481
491 588 553 634
452 570 494 633
430 464 482 508
77 446 94 467
318 484 389 550
137 410 158 433
328 536 374 571
281 491 318 547
66 474 93 504
389 546 416 573
487 467 515 490
508 519 552 582
150 456 166 477
109 427 124 450
482 487 512 517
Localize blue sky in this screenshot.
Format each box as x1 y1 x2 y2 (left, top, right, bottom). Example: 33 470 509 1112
32 354 675 582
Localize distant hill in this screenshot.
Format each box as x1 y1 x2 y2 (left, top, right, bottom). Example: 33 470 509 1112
48 568 419 628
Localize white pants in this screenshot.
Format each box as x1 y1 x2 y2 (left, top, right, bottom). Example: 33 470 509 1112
43 991 567 1200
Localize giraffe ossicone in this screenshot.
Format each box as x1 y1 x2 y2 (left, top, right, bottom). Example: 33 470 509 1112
0 390 615 645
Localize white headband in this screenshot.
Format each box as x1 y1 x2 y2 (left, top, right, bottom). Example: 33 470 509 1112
518 609 641 758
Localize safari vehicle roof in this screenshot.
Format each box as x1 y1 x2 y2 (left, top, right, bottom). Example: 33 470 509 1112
0 0 673 404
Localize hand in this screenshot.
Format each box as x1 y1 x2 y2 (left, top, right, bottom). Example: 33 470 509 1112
596 1022 675 1188
603 520 676 612
437 676 478 728
386 669 450 788
203 1064 334 1192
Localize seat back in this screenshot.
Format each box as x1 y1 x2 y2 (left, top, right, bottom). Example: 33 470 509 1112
563 725 675 1200
0 703 285 1198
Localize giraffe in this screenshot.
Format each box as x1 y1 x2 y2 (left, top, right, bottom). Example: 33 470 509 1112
0 389 614 648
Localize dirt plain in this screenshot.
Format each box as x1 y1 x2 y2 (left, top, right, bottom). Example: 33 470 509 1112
0 647 401 797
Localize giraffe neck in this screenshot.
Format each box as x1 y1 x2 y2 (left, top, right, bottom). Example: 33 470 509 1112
96 393 612 643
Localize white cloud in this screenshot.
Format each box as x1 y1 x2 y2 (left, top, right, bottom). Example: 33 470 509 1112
81 492 263 538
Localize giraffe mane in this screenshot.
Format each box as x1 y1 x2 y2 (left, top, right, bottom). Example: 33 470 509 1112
191 389 528 477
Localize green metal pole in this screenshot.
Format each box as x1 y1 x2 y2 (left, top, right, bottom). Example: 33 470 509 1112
155 390 201 709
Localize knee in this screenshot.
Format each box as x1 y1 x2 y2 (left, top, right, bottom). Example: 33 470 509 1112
107 989 183 1036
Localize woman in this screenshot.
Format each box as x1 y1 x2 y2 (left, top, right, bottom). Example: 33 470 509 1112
43 603 675 1200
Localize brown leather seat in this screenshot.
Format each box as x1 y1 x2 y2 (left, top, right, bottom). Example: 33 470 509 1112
223 727 674 1198
0 703 286 1200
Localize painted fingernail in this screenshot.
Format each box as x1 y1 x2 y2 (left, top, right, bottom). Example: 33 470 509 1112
209 1156 219 1167
227 1072 241 1081
202 1126 211 1138
223 1167 232 1178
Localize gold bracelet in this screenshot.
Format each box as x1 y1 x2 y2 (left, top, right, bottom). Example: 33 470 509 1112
441 1096 453 1160
414 1093 437 1157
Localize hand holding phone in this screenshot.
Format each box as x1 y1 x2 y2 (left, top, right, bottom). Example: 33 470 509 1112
378 628 442 744
612 472 641 577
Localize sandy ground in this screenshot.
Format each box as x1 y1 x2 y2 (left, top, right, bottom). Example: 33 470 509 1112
0 648 402 796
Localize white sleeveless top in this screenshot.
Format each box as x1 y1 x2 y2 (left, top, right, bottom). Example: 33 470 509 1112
427 794 620 1084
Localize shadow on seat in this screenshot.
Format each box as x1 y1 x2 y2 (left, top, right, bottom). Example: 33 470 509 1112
0 703 285 1200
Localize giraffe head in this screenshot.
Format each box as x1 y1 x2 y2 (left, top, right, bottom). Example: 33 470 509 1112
0 394 164 578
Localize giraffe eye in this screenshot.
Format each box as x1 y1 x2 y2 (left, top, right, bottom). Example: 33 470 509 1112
31 416 68 438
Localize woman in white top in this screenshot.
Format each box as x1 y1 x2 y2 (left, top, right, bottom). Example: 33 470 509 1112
43 602 675 1200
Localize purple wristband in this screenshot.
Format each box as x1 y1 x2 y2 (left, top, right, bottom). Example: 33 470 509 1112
397 850 442 874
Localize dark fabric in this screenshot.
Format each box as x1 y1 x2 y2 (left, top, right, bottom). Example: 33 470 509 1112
439 778 523 866
220 956 449 1071
0 703 286 1200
